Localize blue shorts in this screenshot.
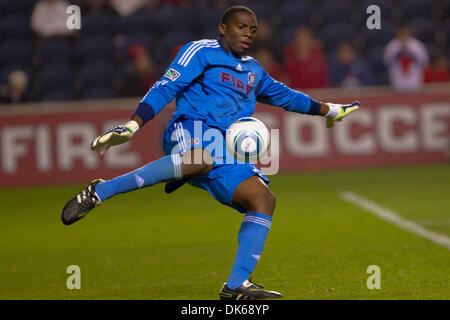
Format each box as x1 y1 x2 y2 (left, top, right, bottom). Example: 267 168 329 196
162 116 270 213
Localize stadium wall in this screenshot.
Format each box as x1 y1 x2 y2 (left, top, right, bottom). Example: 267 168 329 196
0 85 448 186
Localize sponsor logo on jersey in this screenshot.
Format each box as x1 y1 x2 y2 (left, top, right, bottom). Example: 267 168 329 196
236 63 243 71
164 68 181 81
220 71 254 96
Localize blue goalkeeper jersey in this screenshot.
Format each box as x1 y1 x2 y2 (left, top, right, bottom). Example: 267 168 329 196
139 39 315 131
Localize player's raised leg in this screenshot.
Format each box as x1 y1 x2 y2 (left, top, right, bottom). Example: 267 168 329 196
219 175 282 300
61 148 213 225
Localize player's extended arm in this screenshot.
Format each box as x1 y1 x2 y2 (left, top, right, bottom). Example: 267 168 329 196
256 70 360 128
91 41 209 155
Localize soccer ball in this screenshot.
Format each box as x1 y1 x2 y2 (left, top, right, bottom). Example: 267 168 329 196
226 117 270 162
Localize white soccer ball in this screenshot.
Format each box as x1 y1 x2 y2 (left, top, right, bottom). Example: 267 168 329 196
226 117 270 162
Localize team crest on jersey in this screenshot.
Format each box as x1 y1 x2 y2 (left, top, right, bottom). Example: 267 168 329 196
248 72 255 85
164 68 181 81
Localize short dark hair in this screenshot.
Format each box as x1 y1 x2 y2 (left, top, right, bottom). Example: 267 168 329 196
220 5 256 25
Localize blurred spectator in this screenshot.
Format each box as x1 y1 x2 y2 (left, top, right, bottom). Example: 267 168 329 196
424 55 449 83
329 42 373 87
211 0 229 10
121 44 158 97
283 26 329 89
81 0 115 14
253 48 288 84
251 19 280 60
31 0 75 38
0 70 31 103
384 26 429 91
159 0 187 6
110 0 155 17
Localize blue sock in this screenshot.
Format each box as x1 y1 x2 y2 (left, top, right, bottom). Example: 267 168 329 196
227 212 272 289
95 154 182 201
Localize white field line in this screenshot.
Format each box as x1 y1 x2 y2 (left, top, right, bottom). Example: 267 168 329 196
341 191 450 250
416 219 450 226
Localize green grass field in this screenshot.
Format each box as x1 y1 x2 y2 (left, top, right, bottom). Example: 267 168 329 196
1 165 449 300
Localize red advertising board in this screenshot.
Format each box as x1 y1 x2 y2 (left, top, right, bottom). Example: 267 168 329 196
0 89 448 186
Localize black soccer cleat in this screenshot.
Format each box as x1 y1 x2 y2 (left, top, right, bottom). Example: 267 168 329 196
219 279 283 300
61 179 104 225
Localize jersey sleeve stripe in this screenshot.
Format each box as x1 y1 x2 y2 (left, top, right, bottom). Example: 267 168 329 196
178 43 203 65
179 42 219 66
180 43 219 67
179 43 204 66
177 40 217 66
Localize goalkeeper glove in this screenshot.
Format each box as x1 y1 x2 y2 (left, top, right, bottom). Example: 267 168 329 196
325 101 360 128
91 120 140 155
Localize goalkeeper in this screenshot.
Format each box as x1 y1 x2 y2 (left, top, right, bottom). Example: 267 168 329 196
61 5 359 300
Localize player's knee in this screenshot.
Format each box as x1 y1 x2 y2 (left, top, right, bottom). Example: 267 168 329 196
264 191 276 216
249 190 276 217
181 148 214 178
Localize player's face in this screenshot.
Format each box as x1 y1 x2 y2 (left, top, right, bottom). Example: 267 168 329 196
220 11 258 55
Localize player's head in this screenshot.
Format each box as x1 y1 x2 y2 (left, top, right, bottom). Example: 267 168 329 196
219 6 257 56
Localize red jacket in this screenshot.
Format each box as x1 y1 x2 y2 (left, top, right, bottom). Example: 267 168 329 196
283 40 329 89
